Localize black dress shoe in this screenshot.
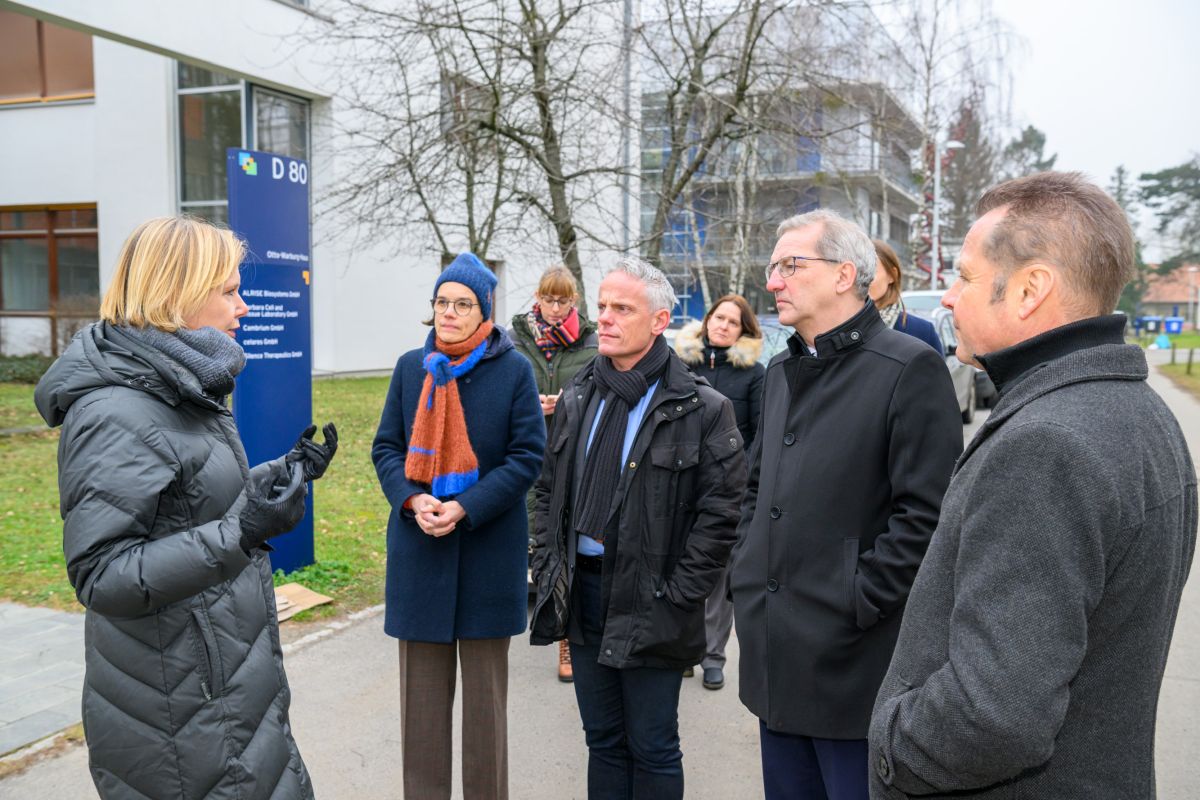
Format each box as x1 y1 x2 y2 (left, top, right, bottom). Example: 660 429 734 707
702 667 724 690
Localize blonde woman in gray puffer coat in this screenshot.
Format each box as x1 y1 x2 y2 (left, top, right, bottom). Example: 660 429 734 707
34 216 337 800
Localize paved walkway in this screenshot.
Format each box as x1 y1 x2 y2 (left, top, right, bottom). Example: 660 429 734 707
1 366 1197 797
0 604 84 756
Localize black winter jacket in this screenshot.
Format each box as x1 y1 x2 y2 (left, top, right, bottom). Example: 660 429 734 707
34 323 312 800
529 349 747 669
673 321 765 450
730 302 962 739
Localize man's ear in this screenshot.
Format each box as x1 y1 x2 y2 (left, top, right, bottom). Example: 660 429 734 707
835 261 858 295
651 308 671 336
1015 264 1056 321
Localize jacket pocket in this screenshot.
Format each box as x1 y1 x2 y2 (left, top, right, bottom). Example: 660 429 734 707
632 568 702 663
648 442 700 519
189 607 222 700
843 537 860 614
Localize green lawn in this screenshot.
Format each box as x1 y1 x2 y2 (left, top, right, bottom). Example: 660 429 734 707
1160 363 1200 402
0 377 393 620
1136 331 1200 350
0 382 46 430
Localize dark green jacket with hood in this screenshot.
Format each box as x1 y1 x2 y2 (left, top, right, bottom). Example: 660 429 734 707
34 322 312 800
509 311 598 399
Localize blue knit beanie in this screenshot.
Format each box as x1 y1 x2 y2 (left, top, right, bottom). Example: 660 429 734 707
435 252 497 319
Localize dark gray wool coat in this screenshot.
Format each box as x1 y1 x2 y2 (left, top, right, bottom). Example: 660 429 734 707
869 316 1197 799
34 322 313 800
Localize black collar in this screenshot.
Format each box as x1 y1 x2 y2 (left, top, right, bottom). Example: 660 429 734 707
787 301 885 359
976 314 1128 396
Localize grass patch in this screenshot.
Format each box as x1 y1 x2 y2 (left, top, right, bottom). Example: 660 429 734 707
1159 363 1200 402
0 382 47 430
1135 331 1200 350
0 376 394 619
0 419 71 609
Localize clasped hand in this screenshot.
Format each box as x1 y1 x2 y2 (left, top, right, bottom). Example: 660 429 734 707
411 494 466 537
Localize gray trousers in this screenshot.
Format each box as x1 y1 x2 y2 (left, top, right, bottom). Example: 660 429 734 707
701 568 734 670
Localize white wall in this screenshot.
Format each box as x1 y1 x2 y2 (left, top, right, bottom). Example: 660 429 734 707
0 102 95 204
92 40 177 281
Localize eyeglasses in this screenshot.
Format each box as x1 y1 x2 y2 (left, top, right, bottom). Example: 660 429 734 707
539 295 575 309
765 255 840 282
431 297 480 316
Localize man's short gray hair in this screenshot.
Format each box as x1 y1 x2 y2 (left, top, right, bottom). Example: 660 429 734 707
776 210 876 300
606 257 677 314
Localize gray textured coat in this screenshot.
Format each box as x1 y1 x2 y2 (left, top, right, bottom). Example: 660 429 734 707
869 335 1197 798
34 322 313 800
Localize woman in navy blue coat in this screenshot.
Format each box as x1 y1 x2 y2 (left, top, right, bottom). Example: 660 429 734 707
372 254 544 800
870 239 944 353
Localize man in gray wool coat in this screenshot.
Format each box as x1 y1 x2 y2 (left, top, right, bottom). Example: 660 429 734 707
868 171 1198 799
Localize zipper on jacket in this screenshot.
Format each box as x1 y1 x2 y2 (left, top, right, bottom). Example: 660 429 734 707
709 350 715 370
190 608 219 701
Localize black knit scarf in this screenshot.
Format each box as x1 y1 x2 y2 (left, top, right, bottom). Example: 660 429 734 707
574 335 670 541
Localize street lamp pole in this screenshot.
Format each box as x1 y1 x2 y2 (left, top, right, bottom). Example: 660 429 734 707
1189 266 1199 331
930 138 965 289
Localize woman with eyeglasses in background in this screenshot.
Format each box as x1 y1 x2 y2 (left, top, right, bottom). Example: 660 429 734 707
509 265 598 682
372 253 545 800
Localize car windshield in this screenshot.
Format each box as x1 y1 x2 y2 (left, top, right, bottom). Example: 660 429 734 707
903 293 944 313
759 323 792 366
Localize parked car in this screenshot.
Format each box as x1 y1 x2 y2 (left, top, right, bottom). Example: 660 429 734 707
901 291 997 409
922 307 980 423
900 290 946 315
757 315 793 366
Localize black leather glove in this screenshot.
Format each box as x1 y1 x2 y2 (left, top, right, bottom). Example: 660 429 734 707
285 423 339 482
239 461 308 552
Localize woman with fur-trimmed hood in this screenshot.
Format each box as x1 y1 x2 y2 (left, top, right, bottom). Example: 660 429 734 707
674 294 765 452
672 294 765 691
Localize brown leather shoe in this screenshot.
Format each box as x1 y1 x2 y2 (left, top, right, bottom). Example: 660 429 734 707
558 639 573 683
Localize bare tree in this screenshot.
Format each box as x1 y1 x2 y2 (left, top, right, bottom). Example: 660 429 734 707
311 0 631 314
888 0 1014 286
637 0 792 267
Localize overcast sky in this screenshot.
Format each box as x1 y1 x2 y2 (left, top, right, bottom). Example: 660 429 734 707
993 0 1196 184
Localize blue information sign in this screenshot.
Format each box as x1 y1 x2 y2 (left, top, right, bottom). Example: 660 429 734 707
226 148 314 575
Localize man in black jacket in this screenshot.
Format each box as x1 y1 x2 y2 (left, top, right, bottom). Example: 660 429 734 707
730 209 962 799
530 257 747 799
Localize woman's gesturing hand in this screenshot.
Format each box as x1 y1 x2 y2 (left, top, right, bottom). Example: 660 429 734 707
286 422 339 481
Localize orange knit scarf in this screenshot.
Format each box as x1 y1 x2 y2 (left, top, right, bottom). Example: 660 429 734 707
405 321 494 498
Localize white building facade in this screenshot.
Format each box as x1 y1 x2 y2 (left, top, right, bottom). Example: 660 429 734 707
0 0 630 371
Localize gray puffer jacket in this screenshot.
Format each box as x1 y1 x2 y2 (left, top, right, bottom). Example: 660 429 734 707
34 322 313 800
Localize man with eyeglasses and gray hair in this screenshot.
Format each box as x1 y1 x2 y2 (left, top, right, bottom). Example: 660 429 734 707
729 209 962 799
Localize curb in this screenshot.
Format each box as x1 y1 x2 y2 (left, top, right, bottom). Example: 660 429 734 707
281 603 385 655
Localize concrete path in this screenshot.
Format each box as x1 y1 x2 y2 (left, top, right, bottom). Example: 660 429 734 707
1147 366 1200 800
2 368 1198 797
0 604 84 757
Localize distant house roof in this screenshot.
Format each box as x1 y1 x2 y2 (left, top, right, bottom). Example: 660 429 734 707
1143 265 1200 304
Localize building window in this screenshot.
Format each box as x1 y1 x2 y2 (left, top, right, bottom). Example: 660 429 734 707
0 206 99 356
177 64 244 224
0 11 94 105
175 64 311 222
252 87 309 160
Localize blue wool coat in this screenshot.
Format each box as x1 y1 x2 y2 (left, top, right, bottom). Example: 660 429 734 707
373 328 545 642
894 311 943 354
